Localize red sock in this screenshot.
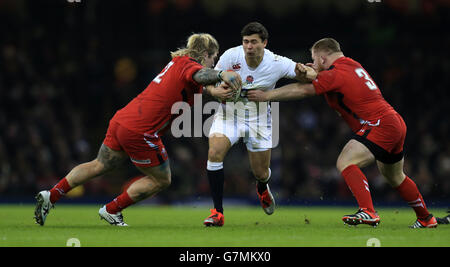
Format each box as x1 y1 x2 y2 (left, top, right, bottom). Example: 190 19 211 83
105 191 135 214
341 165 375 213
396 176 430 220
49 177 72 204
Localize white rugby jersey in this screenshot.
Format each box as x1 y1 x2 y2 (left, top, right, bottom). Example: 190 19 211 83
214 45 297 121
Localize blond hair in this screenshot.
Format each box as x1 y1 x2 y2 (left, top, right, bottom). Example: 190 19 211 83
171 33 219 65
311 38 342 54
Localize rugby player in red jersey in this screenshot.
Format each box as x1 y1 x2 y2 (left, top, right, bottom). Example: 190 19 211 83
34 33 242 226
248 38 437 228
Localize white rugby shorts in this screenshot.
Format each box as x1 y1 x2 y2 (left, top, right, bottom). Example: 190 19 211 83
208 102 273 152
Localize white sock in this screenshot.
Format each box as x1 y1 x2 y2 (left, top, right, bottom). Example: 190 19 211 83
207 161 224 171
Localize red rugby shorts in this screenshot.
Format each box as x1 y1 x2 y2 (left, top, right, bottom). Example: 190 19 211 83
103 120 168 167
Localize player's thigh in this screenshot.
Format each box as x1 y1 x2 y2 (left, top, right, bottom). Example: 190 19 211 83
248 149 271 180
376 158 406 187
96 143 128 173
99 121 128 172
208 133 232 162
336 139 375 172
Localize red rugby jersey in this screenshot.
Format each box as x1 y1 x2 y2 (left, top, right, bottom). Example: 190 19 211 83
112 56 203 136
312 57 397 133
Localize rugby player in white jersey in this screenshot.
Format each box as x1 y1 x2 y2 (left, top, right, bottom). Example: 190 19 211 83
203 22 305 226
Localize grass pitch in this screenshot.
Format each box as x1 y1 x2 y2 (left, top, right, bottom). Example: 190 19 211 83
0 204 448 247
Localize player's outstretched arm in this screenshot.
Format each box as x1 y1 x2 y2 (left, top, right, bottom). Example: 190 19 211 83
247 83 316 102
193 68 242 91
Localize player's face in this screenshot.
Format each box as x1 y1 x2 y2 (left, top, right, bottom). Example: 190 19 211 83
311 50 326 72
203 51 218 68
242 34 267 59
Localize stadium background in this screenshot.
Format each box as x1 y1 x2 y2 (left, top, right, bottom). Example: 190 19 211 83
0 0 448 208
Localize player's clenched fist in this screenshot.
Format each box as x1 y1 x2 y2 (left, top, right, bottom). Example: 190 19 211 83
219 70 242 92
295 63 317 82
209 82 235 102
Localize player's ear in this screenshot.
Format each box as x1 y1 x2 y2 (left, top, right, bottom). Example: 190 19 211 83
201 51 209 66
262 39 268 48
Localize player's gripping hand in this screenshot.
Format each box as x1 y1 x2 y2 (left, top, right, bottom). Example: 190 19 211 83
247 89 268 102
219 70 242 92
295 63 317 82
209 82 235 102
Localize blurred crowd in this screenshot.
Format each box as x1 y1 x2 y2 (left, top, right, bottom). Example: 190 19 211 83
0 0 448 205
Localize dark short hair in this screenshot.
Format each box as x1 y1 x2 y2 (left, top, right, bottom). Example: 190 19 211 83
311 38 342 54
241 22 269 41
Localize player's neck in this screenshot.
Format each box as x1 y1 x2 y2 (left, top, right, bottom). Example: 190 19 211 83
245 54 264 69
328 53 344 65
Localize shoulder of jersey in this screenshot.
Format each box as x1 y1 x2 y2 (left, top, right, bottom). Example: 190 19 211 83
221 46 243 58
265 49 289 63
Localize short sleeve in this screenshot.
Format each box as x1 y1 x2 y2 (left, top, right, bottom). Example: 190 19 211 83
214 56 228 71
276 55 297 79
312 68 340 95
214 48 234 71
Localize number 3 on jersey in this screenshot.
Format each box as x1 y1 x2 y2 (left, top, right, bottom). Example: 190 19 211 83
355 68 378 90
153 61 174 84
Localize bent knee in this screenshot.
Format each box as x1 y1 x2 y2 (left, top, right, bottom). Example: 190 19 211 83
158 174 171 189
253 168 270 181
91 159 109 175
336 156 352 172
377 164 406 187
336 153 374 172
208 147 226 162
336 161 349 173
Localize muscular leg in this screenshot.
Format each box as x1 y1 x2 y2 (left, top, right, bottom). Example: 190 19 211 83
377 159 430 219
336 139 376 212
104 160 172 214
376 159 405 187
208 133 232 162
130 161 172 202
206 133 232 214
248 149 275 215
36 144 127 226
336 139 375 172
66 144 128 187
248 149 271 193
49 144 127 203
